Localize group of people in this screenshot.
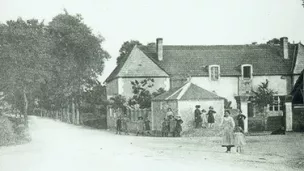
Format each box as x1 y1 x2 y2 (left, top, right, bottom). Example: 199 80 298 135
221 110 247 153
194 105 217 128
115 115 152 136
161 108 184 137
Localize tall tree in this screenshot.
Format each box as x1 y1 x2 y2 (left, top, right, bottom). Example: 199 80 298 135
46 11 110 124
116 40 142 65
0 18 53 125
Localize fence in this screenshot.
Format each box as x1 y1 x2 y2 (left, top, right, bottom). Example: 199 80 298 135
107 107 151 132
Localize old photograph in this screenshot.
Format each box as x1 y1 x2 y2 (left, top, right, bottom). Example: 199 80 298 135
1 0 304 171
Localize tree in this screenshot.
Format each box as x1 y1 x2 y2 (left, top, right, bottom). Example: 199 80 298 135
252 79 277 112
46 11 110 124
128 79 166 109
116 40 142 65
0 18 53 125
266 38 280 45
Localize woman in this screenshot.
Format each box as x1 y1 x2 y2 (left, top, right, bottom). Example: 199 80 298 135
122 114 129 135
166 108 174 119
136 117 145 136
236 110 246 130
220 110 235 153
194 105 202 128
207 106 216 128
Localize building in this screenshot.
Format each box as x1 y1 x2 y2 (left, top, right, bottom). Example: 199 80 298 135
151 82 224 131
105 37 304 132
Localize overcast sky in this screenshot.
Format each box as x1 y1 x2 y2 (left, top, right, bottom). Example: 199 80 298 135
1 0 304 82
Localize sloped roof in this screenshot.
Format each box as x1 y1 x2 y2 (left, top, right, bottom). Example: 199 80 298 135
140 44 295 77
105 42 296 83
152 82 224 101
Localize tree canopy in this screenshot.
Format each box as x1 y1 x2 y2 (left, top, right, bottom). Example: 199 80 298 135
116 40 142 65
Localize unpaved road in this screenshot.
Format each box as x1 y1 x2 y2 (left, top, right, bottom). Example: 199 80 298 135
0 116 303 171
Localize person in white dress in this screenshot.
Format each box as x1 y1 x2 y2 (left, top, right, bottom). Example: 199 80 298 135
220 110 235 153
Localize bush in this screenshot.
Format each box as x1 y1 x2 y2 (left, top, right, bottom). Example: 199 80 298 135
0 116 16 146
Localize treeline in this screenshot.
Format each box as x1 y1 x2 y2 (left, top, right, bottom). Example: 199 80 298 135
0 10 110 125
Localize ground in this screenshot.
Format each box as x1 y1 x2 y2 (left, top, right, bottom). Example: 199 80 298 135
0 116 303 171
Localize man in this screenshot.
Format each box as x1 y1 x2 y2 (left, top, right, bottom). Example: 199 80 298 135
194 105 202 128
116 116 122 135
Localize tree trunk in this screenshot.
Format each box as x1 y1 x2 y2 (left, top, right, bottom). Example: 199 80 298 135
72 99 75 124
76 103 80 125
23 87 28 126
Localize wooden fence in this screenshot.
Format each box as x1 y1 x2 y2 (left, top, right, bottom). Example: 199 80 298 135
107 107 151 132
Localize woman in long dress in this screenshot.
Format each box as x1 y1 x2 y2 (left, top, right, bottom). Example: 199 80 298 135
201 109 207 128
220 110 235 153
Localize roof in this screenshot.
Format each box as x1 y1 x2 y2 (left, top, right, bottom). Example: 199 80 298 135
105 42 297 83
140 44 295 77
152 82 224 101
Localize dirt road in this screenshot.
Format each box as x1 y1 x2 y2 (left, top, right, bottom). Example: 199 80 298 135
0 116 302 171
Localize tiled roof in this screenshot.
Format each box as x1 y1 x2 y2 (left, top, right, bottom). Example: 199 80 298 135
105 43 296 83
140 44 295 77
152 82 224 101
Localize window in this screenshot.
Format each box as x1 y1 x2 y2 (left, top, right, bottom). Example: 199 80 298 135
209 65 220 81
242 64 252 79
269 96 285 111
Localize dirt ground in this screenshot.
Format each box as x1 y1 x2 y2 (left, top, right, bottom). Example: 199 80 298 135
0 116 303 171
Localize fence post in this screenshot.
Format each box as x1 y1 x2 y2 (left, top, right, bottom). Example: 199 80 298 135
285 95 293 131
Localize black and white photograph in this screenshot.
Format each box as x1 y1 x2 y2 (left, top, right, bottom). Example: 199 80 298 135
0 0 304 171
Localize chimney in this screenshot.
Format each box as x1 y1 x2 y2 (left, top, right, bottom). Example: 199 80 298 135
280 37 289 59
156 38 163 61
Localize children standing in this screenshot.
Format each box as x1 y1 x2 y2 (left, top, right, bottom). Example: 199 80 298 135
234 126 246 153
207 106 216 128
175 116 183 137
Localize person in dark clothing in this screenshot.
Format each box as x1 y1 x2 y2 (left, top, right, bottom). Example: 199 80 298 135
207 106 216 128
161 118 169 137
194 105 202 128
175 116 183 137
236 110 246 130
116 116 122 135
144 118 152 136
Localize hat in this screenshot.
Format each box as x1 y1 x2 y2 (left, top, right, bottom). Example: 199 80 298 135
195 105 200 108
201 109 206 112
209 106 213 109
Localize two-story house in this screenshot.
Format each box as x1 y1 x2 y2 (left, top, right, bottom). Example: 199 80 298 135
105 37 303 107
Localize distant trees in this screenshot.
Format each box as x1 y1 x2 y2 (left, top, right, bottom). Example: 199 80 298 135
266 38 280 45
116 40 142 65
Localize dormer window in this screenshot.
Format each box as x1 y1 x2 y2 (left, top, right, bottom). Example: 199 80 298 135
242 64 253 79
209 65 220 81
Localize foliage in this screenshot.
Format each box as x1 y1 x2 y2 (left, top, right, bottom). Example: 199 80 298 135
109 95 127 110
224 98 232 109
116 40 142 65
0 18 53 124
252 79 276 110
266 38 280 45
128 79 166 109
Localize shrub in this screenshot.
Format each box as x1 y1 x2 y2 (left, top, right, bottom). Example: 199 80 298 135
0 116 16 146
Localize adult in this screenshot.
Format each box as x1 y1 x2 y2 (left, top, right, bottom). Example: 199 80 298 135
161 118 169 137
207 106 216 128
236 110 246 130
175 115 184 137
169 116 177 137
144 118 152 136
194 105 202 128
166 108 174 118
220 110 235 153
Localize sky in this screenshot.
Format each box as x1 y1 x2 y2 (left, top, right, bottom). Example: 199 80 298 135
1 0 304 83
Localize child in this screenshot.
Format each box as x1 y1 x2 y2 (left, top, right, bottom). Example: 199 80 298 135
169 116 177 137
116 116 122 135
161 118 169 137
136 116 145 136
234 126 246 153
175 116 183 137
122 114 129 135
144 118 152 136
